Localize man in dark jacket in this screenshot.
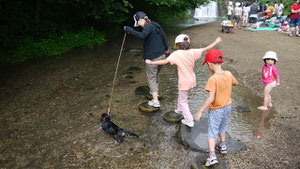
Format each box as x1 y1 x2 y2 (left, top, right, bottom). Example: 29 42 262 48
124 11 168 108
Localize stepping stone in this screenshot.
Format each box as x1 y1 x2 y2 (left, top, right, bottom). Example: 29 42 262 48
138 102 159 113
162 111 183 123
191 154 227 169
178 117 246 153
135 86 150 95
236 105 251 113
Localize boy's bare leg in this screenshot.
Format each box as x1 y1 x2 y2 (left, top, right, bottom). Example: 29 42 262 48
208 138 216 152
219 133 226 142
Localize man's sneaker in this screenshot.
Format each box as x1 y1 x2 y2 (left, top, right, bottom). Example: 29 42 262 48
205 156 219 167
181 119 194 127
215 142 227 154
148 99 160 108
174 109 182 114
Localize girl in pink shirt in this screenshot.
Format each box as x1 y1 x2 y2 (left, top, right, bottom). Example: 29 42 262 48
145 34 222 127
258 51 280 111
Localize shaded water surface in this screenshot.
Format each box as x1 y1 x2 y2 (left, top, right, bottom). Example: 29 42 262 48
0 21 275 168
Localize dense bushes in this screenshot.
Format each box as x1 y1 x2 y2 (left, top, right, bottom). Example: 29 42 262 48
0 0 210 63
1 28 106 63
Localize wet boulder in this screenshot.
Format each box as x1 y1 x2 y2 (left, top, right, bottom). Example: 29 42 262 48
178 117 246 153
138 102 159 113
162 111 183 123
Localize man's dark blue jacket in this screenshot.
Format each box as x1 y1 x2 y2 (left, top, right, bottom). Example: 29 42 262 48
125 21 168 60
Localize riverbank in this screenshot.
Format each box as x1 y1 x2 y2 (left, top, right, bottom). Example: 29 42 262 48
182 21 300 168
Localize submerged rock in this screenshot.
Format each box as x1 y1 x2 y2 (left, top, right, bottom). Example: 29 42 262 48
236 105 251 113
135 86 150 95
162 111 183 123
138 102 159 113
178 117 246 153
127 66 142 71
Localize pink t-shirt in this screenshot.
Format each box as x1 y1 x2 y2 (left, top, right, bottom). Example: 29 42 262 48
166 49 203 90
261 64 279 85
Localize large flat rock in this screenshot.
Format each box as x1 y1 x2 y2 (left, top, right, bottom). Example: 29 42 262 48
178 117 246 153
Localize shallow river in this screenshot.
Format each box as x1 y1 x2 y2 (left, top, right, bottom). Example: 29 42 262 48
0 19 276 168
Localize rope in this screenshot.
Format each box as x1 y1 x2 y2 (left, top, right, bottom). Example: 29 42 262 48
107 33 127 115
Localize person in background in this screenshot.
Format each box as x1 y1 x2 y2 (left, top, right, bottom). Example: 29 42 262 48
289 0 300 37
145 35 222 127
264 1 270 15
234 2 243 29
258 51 280 111
277 1 284 21
195 49 238 167
243 2 251 27
274 1 279 17
249 0 260 27
124 11 169 108
228 1 234 20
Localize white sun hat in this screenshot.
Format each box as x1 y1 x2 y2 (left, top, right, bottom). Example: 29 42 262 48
262 51 278 61
175 34 190 44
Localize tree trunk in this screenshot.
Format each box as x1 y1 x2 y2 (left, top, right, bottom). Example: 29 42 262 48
36 0 40 25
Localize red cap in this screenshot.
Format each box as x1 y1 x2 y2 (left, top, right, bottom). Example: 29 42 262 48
202 49 224 65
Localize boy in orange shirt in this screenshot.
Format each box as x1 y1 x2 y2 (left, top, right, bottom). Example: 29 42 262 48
194 49 238 167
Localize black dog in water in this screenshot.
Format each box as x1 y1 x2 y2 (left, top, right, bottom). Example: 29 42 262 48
100 113 139 142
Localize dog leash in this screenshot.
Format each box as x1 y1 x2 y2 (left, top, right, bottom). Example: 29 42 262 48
107 33 127 115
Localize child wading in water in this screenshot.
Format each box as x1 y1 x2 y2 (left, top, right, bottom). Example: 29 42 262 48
258 51 280 110
194 49 238 167
145 35 222 127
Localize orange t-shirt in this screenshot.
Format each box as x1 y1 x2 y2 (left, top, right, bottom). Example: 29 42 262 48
205 71 238 110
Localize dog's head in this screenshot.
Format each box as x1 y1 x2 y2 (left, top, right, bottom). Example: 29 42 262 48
100 113 111 122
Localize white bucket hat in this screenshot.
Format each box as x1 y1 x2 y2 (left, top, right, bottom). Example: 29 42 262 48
175 34 190 44
263 51 278 61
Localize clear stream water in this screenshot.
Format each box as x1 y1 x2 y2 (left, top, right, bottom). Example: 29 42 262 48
0 18 276 168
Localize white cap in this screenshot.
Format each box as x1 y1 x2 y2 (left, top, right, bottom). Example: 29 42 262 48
263 51 278 61
175 34 190 44
229 1 233 5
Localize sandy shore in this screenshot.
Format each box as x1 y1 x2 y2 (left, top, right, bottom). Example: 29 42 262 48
182 21 300 168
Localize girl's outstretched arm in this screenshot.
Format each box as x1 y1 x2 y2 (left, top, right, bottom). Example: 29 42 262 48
145 59 169 65
202 37 222 53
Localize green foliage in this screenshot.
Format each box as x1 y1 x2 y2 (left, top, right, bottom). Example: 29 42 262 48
0 28 106 63
0 0 216 63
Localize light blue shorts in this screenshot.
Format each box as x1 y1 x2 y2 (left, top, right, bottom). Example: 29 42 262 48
207 104 231 139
